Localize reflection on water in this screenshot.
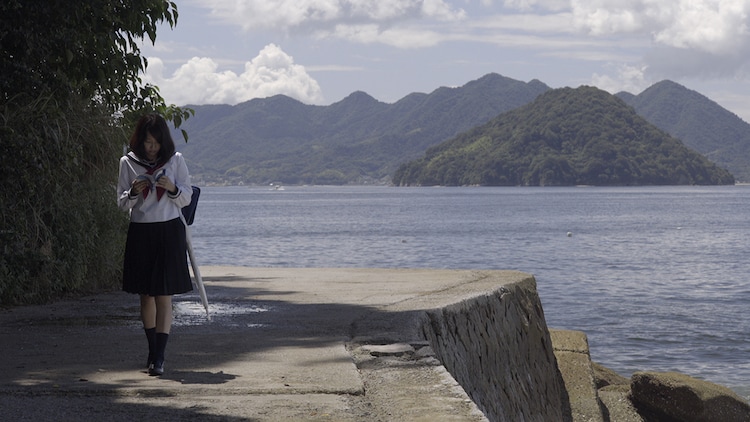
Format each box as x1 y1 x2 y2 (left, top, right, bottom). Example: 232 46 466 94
173 298 269 328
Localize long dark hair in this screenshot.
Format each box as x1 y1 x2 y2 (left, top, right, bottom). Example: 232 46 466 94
128 113 176 162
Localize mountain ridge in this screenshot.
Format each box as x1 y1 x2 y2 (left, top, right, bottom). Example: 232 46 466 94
617 80 750 181
175 73 550 184
174 73 748 185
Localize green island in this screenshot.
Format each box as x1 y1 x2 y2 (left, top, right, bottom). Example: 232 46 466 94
394 86 734 187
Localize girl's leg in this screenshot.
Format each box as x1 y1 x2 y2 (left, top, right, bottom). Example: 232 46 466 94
140 295 157 368
150 295 173 376
155 295 173 334
140 294 157 328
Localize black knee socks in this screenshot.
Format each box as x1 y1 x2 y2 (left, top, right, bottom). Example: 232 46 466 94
155 332 169 363
144 327 156 366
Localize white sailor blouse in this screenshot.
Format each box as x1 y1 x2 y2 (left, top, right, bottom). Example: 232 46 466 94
117 151 192 223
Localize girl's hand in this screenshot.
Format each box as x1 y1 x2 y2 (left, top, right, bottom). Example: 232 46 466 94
131 179 149 195
156 175 177 193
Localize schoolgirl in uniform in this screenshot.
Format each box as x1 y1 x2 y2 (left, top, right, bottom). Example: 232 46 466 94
117 113 193 376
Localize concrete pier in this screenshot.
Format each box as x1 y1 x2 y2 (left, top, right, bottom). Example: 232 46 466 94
7 267 742 421
0 268 541 420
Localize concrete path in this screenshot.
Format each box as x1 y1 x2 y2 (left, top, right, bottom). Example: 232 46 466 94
0 267 529 421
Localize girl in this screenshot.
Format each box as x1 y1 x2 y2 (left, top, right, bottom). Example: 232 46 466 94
117 113 193 376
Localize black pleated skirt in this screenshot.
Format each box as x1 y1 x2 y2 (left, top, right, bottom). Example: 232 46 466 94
122 218 193 296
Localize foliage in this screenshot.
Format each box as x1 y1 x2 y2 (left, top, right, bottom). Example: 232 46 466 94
174 74 550 185
0 1 189 305
0 96 128 304
393 87 735 186
0 0 190 121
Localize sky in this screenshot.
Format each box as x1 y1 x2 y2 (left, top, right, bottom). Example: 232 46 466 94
140 0 750 123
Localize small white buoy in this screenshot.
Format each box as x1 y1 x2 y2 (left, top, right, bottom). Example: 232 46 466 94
566 232 572 237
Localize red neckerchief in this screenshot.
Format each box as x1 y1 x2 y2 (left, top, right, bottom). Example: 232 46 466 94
127 152 167 201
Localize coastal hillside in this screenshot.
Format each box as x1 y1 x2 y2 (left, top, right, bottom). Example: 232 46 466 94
617 80 750 182
393 86 734 186
174 73 550 185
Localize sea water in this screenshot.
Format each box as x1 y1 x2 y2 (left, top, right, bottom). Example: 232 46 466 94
188 185 750 398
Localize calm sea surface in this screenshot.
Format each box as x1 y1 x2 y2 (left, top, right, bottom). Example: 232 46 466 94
189 185 750 397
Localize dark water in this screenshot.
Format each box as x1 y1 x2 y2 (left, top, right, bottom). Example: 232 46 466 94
189 185 750 397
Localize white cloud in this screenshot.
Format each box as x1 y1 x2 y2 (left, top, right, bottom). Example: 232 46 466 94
470 12 574 33
423 0 467 20
143 44 324 106
570 0 750 55
143 0 750 116
322 23 445 48
562 0 750 85
503 0 568 12
591 63 650 95
198 0 466 32
651 1 749 54
572 4 642 35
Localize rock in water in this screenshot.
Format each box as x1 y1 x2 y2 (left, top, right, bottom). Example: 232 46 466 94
630 371 750 422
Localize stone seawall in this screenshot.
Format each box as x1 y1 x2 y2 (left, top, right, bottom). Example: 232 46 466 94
416 273 750 422
421 276 573 422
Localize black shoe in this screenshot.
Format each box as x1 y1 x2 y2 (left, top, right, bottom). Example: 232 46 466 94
149 359 164 376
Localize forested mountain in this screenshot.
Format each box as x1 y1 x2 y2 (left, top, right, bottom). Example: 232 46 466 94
617 80 750 182
174 73 550 185
174 73 748 186
393 87 734 186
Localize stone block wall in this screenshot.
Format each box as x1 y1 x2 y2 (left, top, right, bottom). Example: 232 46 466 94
421 276 572 422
